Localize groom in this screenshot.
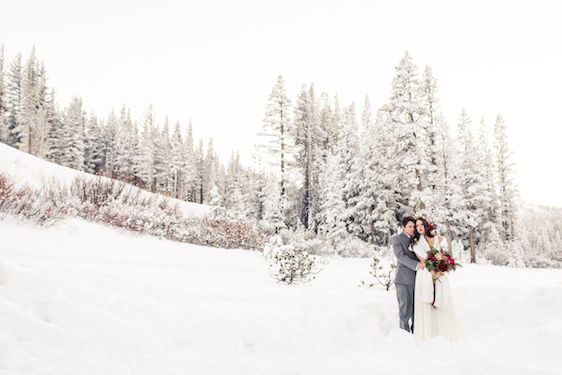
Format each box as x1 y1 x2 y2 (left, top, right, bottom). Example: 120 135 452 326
392 216 424 333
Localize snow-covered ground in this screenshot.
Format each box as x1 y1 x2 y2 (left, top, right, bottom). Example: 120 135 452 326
0 143 210 218
1 217 561 375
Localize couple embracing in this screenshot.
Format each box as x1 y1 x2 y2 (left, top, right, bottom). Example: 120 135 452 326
392 216 462 342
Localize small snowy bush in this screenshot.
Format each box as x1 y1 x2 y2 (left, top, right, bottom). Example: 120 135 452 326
264 234 323 284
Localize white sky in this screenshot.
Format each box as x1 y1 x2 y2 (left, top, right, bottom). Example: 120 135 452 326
1 0 560 207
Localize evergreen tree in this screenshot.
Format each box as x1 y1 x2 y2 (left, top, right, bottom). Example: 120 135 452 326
83 112 103 174
5 53 22 148
456 109 488 262
256 75 294 224
170 121 185 198
182 121 197 201
338 103 364 238
381 51 424 218
418 66 446 220
494 114 518 242
60 97 86 170
194 139 205 203
114 106 136 182
101 110 118 177
18 47 44 154
0 45 7 143
477 116 500 243
153 117 172 194
317 148 347 241
293 83 324 231
44 89 63 163
136 106 156 190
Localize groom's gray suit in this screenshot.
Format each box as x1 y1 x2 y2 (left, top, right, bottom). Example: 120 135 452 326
392 231 420 333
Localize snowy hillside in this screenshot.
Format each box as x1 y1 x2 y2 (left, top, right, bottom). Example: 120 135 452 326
0 143 210 218
1 218 561 375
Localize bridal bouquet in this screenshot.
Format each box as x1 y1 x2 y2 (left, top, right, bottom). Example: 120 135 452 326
425 248 461 275
424 248 461 309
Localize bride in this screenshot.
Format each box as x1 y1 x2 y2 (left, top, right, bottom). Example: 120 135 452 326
411 217 461 341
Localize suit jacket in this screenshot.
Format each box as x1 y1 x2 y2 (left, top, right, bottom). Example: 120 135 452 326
392 232 419 285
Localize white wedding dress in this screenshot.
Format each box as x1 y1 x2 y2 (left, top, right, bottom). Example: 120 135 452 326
412 235 461 342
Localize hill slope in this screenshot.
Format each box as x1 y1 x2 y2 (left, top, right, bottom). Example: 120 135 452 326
1 144 562 374
0 143 210 218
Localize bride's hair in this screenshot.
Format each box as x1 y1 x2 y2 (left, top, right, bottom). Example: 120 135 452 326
413 217 435 244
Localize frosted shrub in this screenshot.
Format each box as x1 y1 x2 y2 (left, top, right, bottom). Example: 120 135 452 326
268 246 317 285
277 228 333 256
2 174 270 251
334 235 373 257
264 235 321 284
0 173 66 225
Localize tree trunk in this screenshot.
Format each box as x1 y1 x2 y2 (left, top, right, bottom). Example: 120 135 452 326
469 230 477 263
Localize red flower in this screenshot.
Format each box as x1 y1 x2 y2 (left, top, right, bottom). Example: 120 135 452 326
428 223 435 231
450 258 455 265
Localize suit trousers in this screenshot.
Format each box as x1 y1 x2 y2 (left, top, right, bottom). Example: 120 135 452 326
395 282 415 333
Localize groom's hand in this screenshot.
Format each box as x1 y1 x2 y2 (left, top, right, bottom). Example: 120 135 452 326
417 261 425 270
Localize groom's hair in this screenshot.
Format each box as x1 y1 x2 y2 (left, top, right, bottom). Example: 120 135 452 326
401 216 415 227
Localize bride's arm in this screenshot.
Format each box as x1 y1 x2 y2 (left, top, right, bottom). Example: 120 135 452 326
439 235 448 252
412 243 427 262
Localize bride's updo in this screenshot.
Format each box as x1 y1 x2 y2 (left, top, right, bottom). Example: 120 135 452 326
413 217 436 244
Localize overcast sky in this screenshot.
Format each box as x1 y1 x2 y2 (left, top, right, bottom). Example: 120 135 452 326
1 0 560 207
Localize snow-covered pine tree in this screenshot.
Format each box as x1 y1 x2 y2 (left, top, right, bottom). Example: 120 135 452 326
348 96 379 243
194 139 205 203
83 112 104 174
363 108 399 247
100 110 118 177
153 117 172 194
33 63 51 158
17 47 43 154
262 172 286 233
181 121 197 201
256 75 294 227
202 138 218 203
476 116 500 244
317 147 347 242
169 121 183 196
214 148 226 201
0 45 7 143
382 51 424 218
170 121 186 198
493 114 518 242
226 172 250 223
318 92 335 154
209 183 226 219
136 106 156 190
433 113 463 250
417 66 446 222
338 102 364 239
114 106 137 183
5 53 22 148
44 89 64 164
60 97 86 170
293 83 324 232
455 109 488 262
331 95 342 148
359 95 374 146
244 168 265 223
